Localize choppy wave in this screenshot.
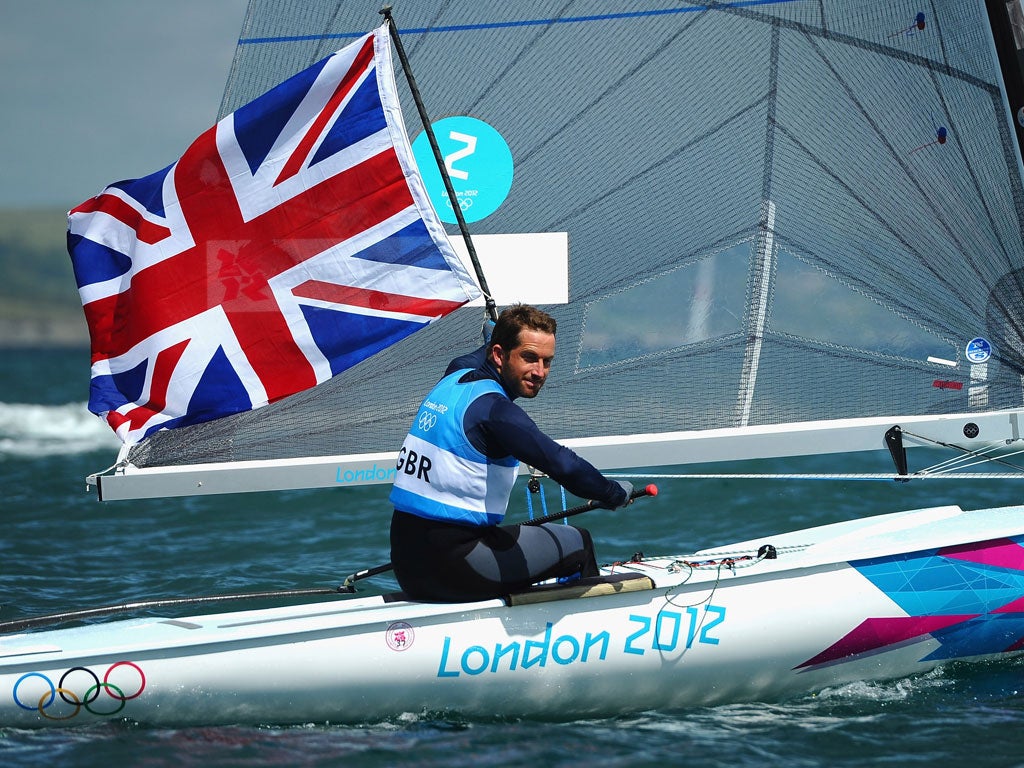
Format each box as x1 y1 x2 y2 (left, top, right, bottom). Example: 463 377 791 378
0 402 121 458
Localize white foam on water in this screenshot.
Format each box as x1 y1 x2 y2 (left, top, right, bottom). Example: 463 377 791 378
812 666 948 703
0 402 121 458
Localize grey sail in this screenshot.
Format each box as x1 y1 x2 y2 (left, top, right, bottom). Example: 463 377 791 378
115 1 1024 494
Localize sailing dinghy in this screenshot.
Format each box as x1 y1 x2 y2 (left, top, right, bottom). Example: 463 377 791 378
6 0 1024 727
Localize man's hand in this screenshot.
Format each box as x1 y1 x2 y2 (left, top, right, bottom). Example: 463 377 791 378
614 480 633 508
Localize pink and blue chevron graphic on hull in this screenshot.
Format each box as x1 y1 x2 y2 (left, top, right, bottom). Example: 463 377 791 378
797 537 1024 670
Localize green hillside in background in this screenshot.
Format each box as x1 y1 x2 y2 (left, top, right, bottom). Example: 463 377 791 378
0 208 88 347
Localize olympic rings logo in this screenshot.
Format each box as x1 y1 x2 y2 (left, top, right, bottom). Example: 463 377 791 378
445 197 474 212
12 661 146 720
418 412 438 431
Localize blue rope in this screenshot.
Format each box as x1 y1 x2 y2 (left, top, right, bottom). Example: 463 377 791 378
525 478 575 522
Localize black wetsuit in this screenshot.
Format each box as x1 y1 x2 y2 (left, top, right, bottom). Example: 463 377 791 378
390 347 627 602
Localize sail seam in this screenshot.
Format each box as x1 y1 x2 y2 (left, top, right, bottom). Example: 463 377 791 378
736 21 781 428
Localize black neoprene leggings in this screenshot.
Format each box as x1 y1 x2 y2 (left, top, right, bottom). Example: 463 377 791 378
390 509 600 602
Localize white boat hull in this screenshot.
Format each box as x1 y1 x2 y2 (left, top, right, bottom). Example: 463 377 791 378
4 503 1024 727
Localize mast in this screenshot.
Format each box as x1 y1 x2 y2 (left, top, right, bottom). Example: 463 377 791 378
380 5 498 323
986 0 1024 168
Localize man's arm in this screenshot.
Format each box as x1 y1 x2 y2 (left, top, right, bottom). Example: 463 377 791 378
467 395 628 507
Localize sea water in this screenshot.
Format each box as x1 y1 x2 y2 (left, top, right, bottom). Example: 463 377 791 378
3 347 1024 767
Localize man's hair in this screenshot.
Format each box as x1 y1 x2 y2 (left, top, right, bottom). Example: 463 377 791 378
488 304 557 353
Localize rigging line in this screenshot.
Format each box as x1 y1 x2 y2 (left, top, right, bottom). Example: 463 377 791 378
924 452 992 473
685 544 806 559
607 472 1024 481
926 455 1024 475
898 427 1024 473
0 588 344 635
922 443 1024 472
659 547 781 614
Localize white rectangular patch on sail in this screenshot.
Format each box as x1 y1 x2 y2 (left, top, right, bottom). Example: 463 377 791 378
451 232 568 306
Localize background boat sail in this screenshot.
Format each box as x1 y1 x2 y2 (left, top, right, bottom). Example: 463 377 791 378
5 0 1024 731
90 0 1024 502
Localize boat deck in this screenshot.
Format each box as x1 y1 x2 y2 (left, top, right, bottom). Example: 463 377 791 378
380 572 656 607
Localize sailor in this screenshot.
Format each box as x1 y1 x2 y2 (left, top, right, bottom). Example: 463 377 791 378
389 303 632 602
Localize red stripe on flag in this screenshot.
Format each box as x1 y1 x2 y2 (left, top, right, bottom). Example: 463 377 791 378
275 36 377 186
107 339 190 433
71 194 172 244
291 279 464 319
83 139 412 369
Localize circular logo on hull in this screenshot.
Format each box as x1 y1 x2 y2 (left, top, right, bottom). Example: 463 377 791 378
412 116 513 224
386 621 415 652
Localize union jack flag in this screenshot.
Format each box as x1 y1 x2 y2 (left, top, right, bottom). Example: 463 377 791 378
67 26 480 445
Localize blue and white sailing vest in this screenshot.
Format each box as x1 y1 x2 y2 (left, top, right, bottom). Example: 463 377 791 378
389 369 520 525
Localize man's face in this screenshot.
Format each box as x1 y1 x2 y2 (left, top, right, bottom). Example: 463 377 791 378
490 329 555 399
